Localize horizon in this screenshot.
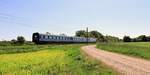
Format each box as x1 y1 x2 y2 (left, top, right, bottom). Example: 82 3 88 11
0 0 150 41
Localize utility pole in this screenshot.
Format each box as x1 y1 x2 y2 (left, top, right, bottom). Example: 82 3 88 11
86 27 88 44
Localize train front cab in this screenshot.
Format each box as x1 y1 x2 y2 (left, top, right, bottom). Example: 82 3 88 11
32 33 40 44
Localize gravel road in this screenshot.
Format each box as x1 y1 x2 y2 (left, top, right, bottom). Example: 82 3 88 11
81 45 150 75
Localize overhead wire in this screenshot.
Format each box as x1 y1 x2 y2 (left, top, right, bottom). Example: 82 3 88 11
0 12 39 29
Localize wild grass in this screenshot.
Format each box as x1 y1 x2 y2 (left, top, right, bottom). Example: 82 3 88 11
0 45 50 54
0 44 117 75
97 42 150 60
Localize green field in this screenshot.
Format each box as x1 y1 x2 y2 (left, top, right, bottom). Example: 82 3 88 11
0 44 117 75
0 45 50 54
97 42 150 60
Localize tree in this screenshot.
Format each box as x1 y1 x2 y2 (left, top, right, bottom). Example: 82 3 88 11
105 35 120 42
75 30 86 37
11 39 17 45
147 36 150 42
89 31 105 42
17 36 25 45
123 36 131 42
137 35 147 42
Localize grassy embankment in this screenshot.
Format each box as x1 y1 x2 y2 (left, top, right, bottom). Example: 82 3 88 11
0 44 117 75
97 42 150 60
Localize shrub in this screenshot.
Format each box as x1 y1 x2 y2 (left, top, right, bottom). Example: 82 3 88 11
17 36 25 45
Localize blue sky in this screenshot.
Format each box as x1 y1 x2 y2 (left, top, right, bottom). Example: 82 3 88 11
0 0 150 41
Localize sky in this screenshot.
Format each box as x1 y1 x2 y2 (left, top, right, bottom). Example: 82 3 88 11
0 0 150 41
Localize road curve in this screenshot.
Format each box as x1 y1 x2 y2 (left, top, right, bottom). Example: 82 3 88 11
81 45 150 75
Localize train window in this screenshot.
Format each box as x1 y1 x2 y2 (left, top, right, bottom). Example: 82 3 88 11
49 36 52 39
43 35 45 39
68 37 69 40
55 36 57 39
67 37 69 40
57 36 59 39
53 36 55 39
48 36 50 39
34 35 37 38
65 37 67 40
68 37 70 40
45 36 47 39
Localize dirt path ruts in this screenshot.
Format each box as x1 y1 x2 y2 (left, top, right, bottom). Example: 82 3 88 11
81 45 150 75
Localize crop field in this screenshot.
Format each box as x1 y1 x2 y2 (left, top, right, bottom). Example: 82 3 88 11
0 45 50 54
0 44 117 75
97 42 150 60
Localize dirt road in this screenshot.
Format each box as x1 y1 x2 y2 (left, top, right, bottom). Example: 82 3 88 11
81 45 150 75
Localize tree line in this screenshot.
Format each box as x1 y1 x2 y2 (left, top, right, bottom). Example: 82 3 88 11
1 31 149 46
75 30 121 42
0 36 28 46
123 35 150 42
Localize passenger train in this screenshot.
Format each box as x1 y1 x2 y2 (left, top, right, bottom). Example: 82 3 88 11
32 32 96 44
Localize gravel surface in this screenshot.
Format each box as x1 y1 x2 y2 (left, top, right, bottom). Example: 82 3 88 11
81 45 150 75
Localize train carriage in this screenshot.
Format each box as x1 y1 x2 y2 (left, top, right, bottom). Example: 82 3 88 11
32 32 96 44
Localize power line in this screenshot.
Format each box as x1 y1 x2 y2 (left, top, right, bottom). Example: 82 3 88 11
0 12 52 31
0 12 39 29
0 12 27 20
0 19 38 28
0 12 18 18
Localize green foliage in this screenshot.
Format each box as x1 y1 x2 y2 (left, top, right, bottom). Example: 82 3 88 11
0 41 12 46
137 35 148 42
75 30 122 43
89 31 105 42
75 30 106 42
0 45 49 54
97 42 150 59
0 45 117 75
104 35 121 42
123 36 131 42
17 36 25 45
123 35 150 42
75 30 87 37
0 36 35 46
11 39 17 45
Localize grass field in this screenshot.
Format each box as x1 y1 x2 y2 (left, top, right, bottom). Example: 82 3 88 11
0 44 117 75
97 42 150 60
0 45 50 54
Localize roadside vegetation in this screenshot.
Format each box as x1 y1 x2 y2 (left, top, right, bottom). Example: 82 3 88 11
97 42 150 60
0 44 117 75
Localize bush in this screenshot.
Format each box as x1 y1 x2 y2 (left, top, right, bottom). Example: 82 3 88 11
17 36 25 45
123 36 131 42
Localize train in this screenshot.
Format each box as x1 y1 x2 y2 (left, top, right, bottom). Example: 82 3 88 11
32 32 96 44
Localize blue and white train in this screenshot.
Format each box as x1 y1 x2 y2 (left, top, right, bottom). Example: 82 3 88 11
32 32 96 44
